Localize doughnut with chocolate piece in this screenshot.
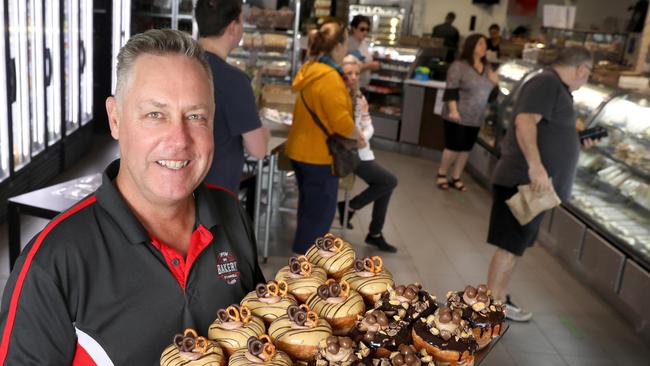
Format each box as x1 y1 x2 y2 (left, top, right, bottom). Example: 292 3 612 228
348 309 410 358
275 256 328 302
306 336 366 366
228 335 293 366
160 328 225 366
341 256 394 305
305 233 355 279
268 304 333 361
307 279 366 335
208 304 266 356
374 283 436 324
241 280 298 324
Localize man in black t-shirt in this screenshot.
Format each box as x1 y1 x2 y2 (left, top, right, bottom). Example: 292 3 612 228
196 0 270 194
486 46 596 322
432 12 460 62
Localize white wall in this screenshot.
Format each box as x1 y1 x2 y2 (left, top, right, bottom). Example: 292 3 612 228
415 0 509 37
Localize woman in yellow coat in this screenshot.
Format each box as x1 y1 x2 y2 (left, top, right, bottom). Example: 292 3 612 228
285 21 363 254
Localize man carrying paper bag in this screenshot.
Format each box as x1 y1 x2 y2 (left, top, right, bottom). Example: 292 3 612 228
483 46 600 322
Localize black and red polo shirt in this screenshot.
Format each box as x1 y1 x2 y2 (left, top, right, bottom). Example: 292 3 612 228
0 160 265 365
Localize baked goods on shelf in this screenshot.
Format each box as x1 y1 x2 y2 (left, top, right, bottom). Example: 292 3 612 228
241 280 298 324
228 335 293 366
306 279 366 335
160 328 225 366
340 256 394 305
446 285 505 350
348 309 410 358
411 307 477 366
374 284 436 324
208 304 266 356
269 304 333 361
307 336 366 366
305 233 355 278
275 255 328 302
262 34 290 50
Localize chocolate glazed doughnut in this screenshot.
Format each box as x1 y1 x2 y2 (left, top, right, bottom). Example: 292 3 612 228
307 335 367 366
348 309 411 358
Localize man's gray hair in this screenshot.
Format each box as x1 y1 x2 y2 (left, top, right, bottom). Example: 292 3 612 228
341 54 361 67
115 29 213 101
553 46 593 67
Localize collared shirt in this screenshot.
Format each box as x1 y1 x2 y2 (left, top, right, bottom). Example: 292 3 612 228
0 160 265 365
492 68 579 201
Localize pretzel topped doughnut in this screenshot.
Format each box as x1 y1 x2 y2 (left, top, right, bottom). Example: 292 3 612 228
246 335 277 363
317 279 350 301
288 255 313 276
315 233 344 254
173 328 210 360
286 304 320 328
353 256 383 274
255 280 289 302
216 304 252 325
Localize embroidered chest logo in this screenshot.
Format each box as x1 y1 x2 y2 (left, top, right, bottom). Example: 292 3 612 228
216 251 240 285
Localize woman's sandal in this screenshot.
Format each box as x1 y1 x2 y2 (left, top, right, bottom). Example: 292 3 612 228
436 173 449 190
449 178 468 192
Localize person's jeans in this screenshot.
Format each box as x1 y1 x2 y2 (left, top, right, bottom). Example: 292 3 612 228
349 160 398 235
291 160 339 253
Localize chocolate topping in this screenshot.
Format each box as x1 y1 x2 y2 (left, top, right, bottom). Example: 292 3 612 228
317 280 350 300
246 335 277 362
391 344 421 366
286 304 319 328
173 328 209 356
217 309 229 323
464 286 477 298
354 259 365 272
256 283 268 298
476 293 489 304
477 284 488 294
314 233 344 253
289 257 302 274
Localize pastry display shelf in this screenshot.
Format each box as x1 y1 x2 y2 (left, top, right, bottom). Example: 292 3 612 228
593 146 650 182
244 25 295 35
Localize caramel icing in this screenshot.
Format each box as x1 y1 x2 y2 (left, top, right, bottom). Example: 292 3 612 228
306 290 365 328
207 315 266 355
160 342 224 366
241 291 298 324
306 242 355 277
340 268 394 302
275 264 328 302
268 314 333 350
228 348 293 366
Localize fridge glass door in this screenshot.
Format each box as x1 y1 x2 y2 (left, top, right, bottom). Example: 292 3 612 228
8 0 31 170
112 0 132 93
27 0 46 155
45 0 62 145
80 0 93 125
64 0 80 135
0 0 10 181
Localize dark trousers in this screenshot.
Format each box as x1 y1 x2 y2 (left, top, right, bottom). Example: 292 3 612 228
349 160 398 235
291 160 339 253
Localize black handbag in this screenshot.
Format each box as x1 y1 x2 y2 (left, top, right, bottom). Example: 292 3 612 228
300 92 360 177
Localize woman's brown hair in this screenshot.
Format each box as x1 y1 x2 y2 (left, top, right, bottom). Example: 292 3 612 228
308 21 347 58
459 33 487 66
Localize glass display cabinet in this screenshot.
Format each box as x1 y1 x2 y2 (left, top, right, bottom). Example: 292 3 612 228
27 0 46 156
46 0 63 146
349 3 407 45
569 92 650 268
80 0 94 126
543 27 629 64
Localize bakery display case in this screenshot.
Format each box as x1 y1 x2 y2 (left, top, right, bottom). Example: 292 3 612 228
349 1 412 45
569 92 650 268
543 27 629 64
365 44 418 140
227 1 299 92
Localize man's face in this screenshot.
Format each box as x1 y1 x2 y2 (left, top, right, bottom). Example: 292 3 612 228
572 62 592 91
106 54 214 207
490 28 499 39
232 13 245 49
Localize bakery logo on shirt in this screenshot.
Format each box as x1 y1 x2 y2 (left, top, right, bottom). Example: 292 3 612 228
216 251 240 285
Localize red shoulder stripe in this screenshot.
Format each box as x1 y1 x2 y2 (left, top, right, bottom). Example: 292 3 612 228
204 183 238 199
0 195 98 364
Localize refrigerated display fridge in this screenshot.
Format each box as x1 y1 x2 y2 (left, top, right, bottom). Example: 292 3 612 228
348 0 412 45
45 0 63 146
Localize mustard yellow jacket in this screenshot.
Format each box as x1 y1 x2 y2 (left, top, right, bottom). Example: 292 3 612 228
285 61 355 165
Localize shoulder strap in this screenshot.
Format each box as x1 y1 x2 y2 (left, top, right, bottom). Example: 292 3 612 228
300 92 331 137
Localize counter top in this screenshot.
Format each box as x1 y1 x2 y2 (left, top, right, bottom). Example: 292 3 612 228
404 79 446 89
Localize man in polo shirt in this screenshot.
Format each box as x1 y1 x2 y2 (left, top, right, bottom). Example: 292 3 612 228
486 46 595 322
0 29 264 365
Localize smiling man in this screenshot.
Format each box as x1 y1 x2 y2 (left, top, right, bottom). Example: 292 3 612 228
0 29 264 365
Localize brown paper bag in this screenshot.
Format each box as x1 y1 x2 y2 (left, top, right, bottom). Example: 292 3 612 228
505 182 561 225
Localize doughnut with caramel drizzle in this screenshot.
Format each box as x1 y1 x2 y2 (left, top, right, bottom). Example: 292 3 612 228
341 255 394 305
227 335 293 366
241 280 297 324
208 304 266 356
160 328 225 366
268 304 333 361
305 233 355 279
275 256 327 302
306 279 365 335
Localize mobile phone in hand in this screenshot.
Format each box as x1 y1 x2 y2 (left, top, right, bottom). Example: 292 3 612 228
579 126 608 142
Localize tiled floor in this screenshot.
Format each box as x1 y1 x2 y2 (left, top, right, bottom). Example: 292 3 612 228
1 134 648 365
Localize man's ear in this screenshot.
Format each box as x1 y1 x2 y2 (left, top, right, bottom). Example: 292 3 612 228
106 96 120 140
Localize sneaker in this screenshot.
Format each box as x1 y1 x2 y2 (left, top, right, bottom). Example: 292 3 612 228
365 233 398 253
337 201 355 229
505 295 533 322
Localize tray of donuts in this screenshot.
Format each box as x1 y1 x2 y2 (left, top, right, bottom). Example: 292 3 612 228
159 233 508 366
